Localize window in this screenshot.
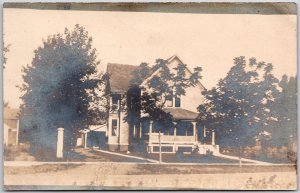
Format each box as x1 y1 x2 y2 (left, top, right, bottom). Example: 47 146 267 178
166 126 174 135
111 95 119 111
186 124 194 136
176 122 185 136
166 93 173 107
176 121 193 136
153 121 161 133
165 92 181 108
175 96 181 107
167 99 173 107
111 95 119 105
111 119 118 136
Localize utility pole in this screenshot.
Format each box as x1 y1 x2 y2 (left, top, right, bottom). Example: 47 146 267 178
159 130 162 164
158 113 163 164
239 144 242 167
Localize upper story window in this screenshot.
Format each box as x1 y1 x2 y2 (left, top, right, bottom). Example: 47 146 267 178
175 96 181 107
165 94 173 107
164 92 181 108
166 99 173 107
111 95 119 105
111 94 119 111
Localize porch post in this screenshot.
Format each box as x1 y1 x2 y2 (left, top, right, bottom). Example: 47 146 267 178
133 124 136 138
192 122 197 143
139 123 142 139
140 122 144 139
149 120 153 147
203 126 206 137
149 120 153 134
173 121 177 136
173 121 177 152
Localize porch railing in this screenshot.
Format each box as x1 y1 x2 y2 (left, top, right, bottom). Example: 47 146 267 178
146 133 197 144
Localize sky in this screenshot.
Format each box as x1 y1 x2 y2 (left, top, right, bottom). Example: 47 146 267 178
3 8 297 108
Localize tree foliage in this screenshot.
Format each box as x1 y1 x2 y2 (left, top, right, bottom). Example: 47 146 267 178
3 43 10 68
130 58 202 129
198 56 283 147
272 75 297 147
19 25 103 153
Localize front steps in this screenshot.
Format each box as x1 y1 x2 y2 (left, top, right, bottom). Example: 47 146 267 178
197 144 220 155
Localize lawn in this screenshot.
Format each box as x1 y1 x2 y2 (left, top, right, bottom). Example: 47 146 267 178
119 151 247 164
4 146 293 165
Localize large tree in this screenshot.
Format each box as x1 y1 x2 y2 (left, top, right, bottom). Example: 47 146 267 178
272 75 297 147
19 25 102 155
198 56 280 148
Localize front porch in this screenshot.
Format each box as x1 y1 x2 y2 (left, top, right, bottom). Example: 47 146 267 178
145 122 218 154
129 108 219 154
146 120 199 153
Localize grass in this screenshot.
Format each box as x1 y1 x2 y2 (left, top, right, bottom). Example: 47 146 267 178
4 145 296 166
125 164 296 175
120 151 245 164
4 144 36 161
73 148 149 163
4 164 83 175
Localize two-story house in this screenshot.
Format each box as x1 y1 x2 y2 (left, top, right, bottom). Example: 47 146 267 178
105 55 219 154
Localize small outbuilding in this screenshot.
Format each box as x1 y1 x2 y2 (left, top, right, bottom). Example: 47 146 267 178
77 124 107 149
4 107 20 146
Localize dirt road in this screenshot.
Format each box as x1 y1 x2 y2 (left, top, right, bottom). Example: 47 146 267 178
4 163 297 190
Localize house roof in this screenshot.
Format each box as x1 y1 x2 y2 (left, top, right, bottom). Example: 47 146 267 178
106 55 181 94
4 108 20 120
107 63 140 93
164 108 198 121
106 54 206 93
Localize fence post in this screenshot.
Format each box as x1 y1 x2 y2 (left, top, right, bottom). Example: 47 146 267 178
56 128 64 158
212 130 215 145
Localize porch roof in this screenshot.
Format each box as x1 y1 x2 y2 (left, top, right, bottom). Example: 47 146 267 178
164 108 198 121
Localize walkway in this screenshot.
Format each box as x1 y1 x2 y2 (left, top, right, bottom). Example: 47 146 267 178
93 149 159 163
214 152 273 165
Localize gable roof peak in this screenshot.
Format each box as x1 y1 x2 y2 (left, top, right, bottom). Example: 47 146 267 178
166 54 184 64
140 54 185 87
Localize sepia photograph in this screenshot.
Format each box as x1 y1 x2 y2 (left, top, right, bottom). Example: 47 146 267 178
3 2 297 190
